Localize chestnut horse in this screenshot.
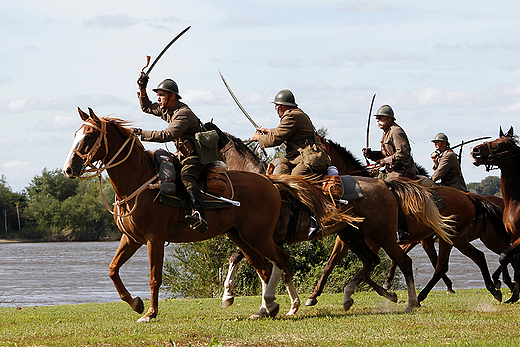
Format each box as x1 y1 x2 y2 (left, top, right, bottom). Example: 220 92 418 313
471 126 520 302
220 135 456 313
220 136 507 307
62 108 347 322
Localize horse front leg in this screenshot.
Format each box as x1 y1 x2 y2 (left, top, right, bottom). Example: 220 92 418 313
421 235 455 294
108 234 144 314
306 235 349 306
137 238 165 323
222 248 245 308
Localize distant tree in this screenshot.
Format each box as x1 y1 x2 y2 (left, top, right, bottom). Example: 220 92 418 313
0 176 27 234
467 176 501 196
24 169 119 240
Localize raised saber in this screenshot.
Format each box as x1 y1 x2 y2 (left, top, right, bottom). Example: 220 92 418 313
365 94 376 165
450 136 491 164
219 71 259 128
218 71 268 157
141 26 191 76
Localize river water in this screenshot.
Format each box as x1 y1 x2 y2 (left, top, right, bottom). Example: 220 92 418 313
0 240 502 308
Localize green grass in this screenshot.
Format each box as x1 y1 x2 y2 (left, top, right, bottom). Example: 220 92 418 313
2 289 520 346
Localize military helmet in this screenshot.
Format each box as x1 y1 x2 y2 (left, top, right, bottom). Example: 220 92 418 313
374 105 394 118
431 132 449 143
272 89 297 107
153 79 182 99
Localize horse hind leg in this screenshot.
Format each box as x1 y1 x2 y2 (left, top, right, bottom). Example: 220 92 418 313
222 248 245 308
108 235 144 315
306 235 349 307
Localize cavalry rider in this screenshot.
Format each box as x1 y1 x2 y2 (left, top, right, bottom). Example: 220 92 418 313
430 132 468 191
363 104 418 242
133 74 209 233
251 89 330 238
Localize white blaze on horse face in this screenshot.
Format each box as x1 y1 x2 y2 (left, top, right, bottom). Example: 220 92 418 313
62 123 88 174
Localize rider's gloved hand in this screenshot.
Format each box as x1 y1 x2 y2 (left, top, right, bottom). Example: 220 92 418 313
137 73 149 90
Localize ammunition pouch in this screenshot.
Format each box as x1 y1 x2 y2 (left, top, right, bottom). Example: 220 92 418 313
194 130 221 165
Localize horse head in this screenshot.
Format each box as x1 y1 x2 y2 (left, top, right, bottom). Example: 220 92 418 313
471 126 518 170
63 108 141 179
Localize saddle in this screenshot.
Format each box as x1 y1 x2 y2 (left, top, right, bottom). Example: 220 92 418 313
202 161 234 200
320 175 363 203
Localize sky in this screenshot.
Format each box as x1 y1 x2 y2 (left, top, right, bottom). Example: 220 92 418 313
1 0 520 193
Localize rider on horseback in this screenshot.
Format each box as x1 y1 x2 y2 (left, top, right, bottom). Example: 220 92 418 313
251 89 331 238
362 104 418 242
430 132 468 192
133 75 209 233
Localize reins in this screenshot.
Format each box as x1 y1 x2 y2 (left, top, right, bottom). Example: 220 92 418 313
78 118 158 218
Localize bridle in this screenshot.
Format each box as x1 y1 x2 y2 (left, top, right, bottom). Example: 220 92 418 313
479 136 519 172
74 118 158 218
75 118 137 179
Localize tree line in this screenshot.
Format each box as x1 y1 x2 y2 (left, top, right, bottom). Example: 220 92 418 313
0 169 120 241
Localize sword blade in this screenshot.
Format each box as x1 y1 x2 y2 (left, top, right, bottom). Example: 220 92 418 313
145 26 191 75
451 136 491 150
219 71 259 129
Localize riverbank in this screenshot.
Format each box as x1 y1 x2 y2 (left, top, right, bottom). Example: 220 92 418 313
1 290 519 346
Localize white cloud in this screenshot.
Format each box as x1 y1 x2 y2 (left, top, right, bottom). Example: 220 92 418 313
83 13 139 29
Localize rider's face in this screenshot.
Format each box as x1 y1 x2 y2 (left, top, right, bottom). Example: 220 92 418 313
376 116 390 129
157 90 170 108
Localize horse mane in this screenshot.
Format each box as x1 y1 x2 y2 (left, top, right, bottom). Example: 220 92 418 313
326 139 369 174
101 117 155 167
415 162 430 177
224 132 268 173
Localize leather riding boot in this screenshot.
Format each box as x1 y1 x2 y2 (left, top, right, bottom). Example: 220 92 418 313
396 210 409 243
185 189 208 234
155 150 176 197
308 214 321 239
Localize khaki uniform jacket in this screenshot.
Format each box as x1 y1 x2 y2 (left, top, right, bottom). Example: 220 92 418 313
369 122 417 176
138 95 202 143
431 149 467 191
256 108 315 163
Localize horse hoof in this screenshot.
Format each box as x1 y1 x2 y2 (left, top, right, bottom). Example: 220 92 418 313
492 290 503 303
305 298 318 306
267 303 280 317
137 315 152 323
222 296 234 309
131 296 144 314
446 289 455 294
343 298 354 311
494 280 502 290
505 294 519 304
388 291 398 303
249 307 268 319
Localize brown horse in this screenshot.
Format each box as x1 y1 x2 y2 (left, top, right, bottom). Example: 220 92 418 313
220 136 507 307
471 126 520 302
220 135 456 313
62 108 347 322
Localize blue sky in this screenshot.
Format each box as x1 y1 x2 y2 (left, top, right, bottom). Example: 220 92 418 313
1 0 519 192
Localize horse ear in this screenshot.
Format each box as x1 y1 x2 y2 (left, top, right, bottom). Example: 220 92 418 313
78 107 89 121
507 126 514 137
499 127 505 137
88 107 100 122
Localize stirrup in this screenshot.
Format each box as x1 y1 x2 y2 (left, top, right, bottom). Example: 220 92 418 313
185 211 208 233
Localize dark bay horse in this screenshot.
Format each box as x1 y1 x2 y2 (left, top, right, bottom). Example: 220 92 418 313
220 135 456 313
221 136 507 307
471 126 520 302
62 108 347 322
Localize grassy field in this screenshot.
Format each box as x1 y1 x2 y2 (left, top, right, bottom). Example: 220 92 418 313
1 289 520 346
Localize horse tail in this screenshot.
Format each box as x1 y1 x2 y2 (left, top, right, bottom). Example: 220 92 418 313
267 175 363 227
384 178 456 245
466 193 510 245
